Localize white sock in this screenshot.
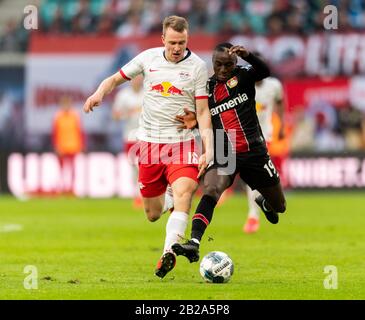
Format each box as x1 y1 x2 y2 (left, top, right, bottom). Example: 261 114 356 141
163 211 188 253
246 186 260 219
162 185 174 214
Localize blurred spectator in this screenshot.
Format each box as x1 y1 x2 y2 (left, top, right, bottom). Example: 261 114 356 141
46 6 67 34
308 100 346 152
290 108 316 152
175 0 193 17
112 75 143 145
346 0 365 29
52 96 85 194
0 91 13 150
266 14 285 36
95 5 115 36
160 0 178 17
286 8 306 35
338 6 354 32
245 0 273 35
338 105 365 150
1 0 364 52
219 0 244 34
203 0 222 32
116 13 146 38
266 0 288 36
71 0 96 34
0 19 25 52
112 75 143 206
188 0 209 33
141 0 165 33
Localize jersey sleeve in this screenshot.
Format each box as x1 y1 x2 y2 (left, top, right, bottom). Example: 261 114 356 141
242 53 270 82
194 62 209 99
119 51 146 80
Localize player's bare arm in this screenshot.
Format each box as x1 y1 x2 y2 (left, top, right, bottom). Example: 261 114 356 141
195 98 213 178
83 71 127 113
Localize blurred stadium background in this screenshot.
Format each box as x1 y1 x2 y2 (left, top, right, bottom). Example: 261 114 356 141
0 0 365 300
1 0 365 196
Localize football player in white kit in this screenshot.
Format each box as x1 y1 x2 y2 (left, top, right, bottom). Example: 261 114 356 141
243 66 285 234
84 16 213 278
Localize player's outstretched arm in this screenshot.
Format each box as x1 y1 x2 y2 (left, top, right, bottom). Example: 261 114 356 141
196 99 213 178
83 71 127 113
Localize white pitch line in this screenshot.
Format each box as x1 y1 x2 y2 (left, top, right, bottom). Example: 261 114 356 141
0 224 23 233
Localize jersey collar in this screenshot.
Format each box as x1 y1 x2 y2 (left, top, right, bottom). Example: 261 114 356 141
163 48 191 64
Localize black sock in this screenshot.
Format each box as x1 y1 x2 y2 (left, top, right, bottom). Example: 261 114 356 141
191 195 217 243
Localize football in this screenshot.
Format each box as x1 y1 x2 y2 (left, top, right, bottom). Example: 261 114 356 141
199 251 234 283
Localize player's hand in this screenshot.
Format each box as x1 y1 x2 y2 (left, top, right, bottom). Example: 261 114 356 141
197 153 208 179
197 150 213 179
175 108 198 130
83 92 103 113
228 45 249 59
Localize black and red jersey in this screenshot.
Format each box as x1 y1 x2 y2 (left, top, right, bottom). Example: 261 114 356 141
208 53 270 156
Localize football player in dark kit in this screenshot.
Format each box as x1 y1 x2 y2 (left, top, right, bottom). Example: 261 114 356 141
172 43 287 262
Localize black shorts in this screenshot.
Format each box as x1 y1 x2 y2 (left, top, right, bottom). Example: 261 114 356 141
208 149 280 190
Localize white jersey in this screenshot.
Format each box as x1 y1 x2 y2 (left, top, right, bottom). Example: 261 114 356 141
120 47 208 143
255 77 283 142
112 86 143 141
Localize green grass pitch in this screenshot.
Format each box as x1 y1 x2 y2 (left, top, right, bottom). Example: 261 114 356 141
0 192 364 300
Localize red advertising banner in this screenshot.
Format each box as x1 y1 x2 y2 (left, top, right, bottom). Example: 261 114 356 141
283 77 350 112
30 32 365 78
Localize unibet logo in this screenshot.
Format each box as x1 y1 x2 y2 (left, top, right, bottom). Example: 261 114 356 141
210 93 248 116
150 82 184 97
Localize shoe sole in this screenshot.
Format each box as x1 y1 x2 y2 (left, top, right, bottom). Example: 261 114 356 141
172 243 199 263
243 226 259 234
263 211 279 224
155 253 175 278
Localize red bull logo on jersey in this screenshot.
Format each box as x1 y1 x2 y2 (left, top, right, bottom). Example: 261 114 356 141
150 82 184 97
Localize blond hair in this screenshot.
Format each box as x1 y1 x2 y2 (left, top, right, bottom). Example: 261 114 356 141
162 15 189 35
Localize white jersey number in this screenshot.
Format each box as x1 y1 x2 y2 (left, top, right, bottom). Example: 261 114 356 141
263 159 279 178
188 152 199 164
